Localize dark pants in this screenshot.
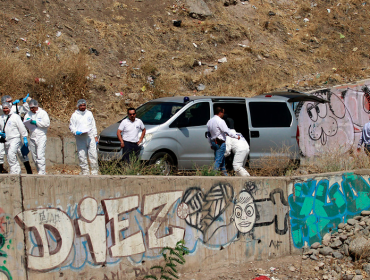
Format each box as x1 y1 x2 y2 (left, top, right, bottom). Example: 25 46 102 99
211 140 227 175
122 141 140 163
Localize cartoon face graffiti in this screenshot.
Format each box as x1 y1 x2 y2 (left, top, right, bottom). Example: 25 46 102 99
298 89 355 157
233 190 256 234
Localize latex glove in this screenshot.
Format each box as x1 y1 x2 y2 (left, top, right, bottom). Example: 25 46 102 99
23 137 28 147
25 118 31 121
23 93 30 103
13 100 20 104
30 120 37 125
76 131 82 136
0 132 5 138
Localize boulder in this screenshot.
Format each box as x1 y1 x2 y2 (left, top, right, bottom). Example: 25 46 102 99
332 251 344 259
323 233 331 246
311 242 320 249
347 219 357 226
349 236 370 258
361 211 370 216
362 263 370 275
319 247 334 256
185 0 212 19
330 239 343 249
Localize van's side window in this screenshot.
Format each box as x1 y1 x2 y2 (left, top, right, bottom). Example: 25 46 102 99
249 102 292 127
173 102 210 127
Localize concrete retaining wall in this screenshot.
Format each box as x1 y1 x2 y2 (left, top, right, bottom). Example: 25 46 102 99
1 170 370 279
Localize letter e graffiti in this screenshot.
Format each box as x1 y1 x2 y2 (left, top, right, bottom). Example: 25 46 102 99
15 208 74 271
102 195 145 257
142 191 184 249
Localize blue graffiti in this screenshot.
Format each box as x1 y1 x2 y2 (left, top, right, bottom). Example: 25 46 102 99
28 197 235 272
289 173 370 248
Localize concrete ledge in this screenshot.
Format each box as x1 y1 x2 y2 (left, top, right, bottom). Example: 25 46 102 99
0 170 369 279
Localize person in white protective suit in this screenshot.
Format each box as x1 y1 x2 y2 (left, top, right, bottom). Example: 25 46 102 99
24 99 50 175
0 94 32 174
0 102 29 174
224 129 250 176
69 99 99 175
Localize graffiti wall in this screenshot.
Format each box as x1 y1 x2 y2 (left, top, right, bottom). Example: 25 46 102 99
2 171 370 279
1 175 291 280
297 79 370 157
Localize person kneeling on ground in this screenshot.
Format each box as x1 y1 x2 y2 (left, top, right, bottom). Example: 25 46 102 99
24 99 50 175
69 99 99 175
224 129 250 176
0 102 29 174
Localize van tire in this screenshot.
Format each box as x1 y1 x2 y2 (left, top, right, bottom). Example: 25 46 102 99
149 152 176 175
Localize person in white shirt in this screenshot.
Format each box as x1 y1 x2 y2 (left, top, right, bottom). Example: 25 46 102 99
0 102 28 174
69 99 99 175
207 106 239 175
24 99 50 175
117 107 146 163
224 129 250 176
0 94 32 174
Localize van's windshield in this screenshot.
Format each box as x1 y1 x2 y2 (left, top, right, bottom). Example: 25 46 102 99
135 102 185 125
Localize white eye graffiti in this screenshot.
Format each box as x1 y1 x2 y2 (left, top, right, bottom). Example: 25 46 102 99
235 206 242 219
245 205 254 217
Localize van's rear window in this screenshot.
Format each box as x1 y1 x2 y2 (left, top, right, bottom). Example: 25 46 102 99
249 102 292 127
136 102 185 125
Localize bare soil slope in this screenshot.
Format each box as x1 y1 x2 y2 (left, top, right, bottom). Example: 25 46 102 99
0 0 369 136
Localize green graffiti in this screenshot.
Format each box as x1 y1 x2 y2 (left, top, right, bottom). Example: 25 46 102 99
0 265 12 280
0 233 11 280
289 173 370 248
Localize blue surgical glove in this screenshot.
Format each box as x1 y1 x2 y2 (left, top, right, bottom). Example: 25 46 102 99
76 131 82 136
0 132 5 138
23 93 30 103
23 137 28 147
13 99 20 104
30 120 37 125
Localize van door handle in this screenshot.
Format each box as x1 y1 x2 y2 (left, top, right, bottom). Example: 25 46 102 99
251 131 259 138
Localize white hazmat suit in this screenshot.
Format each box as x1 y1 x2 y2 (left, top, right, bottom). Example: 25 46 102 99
24 108 50 175
0 103 30 166
69 109 99 175
224 129 250 176
0 113 28 174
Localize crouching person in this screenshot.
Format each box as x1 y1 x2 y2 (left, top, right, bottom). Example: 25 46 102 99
0 102 28 174
224 129 250 176
24 99 50 175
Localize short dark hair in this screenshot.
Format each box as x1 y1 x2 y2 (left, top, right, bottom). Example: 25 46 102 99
127 107 136 114
215 106 224 115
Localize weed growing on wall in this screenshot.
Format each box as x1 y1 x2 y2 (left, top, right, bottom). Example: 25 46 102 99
99 153 164 176
144 240 189 280
194 164 221 176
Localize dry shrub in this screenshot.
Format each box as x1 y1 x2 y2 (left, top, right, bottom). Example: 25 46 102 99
30 53 90 119
248 145 299 177
302 147 370 174
0 55 32 97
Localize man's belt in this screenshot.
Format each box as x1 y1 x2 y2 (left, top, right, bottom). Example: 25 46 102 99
214 138 225 145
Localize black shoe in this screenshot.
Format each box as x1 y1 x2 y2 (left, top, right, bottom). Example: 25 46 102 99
24 161 32 174
0 164 7 174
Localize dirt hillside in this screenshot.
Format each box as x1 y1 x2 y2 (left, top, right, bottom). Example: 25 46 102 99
0 0 369 136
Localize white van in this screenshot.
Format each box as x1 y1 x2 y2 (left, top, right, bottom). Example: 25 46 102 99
98 91 327 172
